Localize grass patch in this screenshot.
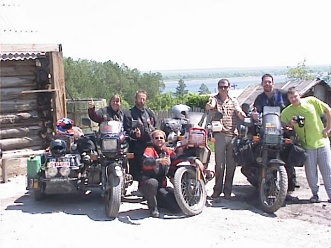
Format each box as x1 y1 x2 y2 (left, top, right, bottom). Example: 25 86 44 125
208 141 215 152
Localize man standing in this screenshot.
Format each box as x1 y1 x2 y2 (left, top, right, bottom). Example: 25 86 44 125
281 87 331 203
205 79 246 199
123 90 156 182
88 94 125 123
252 74 299 197
252 74 289 116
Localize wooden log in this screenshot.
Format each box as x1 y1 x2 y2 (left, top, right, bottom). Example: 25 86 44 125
1 88 38 101
0 76 36 88
1 149 45 160
0 121 41 128
0 100 38 113
0 112 38 125
0 126 40 139
0 64 38 77
0 136 43 150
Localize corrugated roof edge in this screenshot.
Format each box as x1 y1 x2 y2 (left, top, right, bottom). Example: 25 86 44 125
0 52 46 61
0 44 62 61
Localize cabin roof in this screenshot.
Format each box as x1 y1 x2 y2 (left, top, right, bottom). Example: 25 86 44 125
236 79 330 105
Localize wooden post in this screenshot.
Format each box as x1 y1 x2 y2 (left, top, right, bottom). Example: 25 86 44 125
1 159 9 183
49 50 66 123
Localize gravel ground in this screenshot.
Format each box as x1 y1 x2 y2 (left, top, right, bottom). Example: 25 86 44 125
1 154 330 248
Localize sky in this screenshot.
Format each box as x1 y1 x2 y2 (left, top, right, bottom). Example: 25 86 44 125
1 0 330 71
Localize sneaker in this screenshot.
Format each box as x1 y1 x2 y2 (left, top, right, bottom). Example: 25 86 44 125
150 207 160 218
224 193 232 199
309 195 320 203
285 194 299 202
210 191 221 199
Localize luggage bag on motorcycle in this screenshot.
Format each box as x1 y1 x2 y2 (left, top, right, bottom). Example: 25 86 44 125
233 139 255 166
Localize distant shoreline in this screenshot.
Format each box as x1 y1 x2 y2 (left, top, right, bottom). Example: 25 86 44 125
162 75 287 94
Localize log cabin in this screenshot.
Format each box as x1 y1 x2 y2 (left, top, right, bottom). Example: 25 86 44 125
0 44 66 154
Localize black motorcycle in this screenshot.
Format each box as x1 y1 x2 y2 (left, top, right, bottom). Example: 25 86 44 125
28 137 84 200
81 117 133 218
233 105 288 213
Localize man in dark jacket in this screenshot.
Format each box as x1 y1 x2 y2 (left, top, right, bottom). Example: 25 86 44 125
123 90 156 182
252 74 289 116
252 74 298 198
88 94 125 123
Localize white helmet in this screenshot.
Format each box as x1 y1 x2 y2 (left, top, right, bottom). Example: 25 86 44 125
172 104 191 119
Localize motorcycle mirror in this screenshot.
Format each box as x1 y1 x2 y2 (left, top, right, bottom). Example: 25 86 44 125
241 103 250 115
82 117 92 128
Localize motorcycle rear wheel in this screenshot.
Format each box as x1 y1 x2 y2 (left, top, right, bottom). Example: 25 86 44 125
173 166 206 216
105 174 123 218
259 165 288 213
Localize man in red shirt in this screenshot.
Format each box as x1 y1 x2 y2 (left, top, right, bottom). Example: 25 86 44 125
139 130 181 218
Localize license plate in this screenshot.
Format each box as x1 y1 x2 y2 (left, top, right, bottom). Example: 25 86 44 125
49 161 70 167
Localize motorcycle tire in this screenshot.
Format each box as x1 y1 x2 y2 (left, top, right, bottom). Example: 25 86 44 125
259 164 288 213
173 166 207 216
105 174 123 218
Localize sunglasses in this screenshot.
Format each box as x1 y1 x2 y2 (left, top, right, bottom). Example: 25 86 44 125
154 136 164 140
218 86 229 90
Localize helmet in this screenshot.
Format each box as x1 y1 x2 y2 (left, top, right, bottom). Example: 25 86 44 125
56 126 74 136
172 104 191 119
50 139 67 156
56 118 74 136
57 118 74 129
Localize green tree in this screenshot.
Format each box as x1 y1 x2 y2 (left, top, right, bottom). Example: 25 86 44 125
175 79 188 101
64 57 163 107
185 93 210 110
286 59 315 82
149 92 176 110
198 83 211 95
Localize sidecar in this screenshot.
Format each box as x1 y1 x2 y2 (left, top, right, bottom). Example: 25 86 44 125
28 138 83 200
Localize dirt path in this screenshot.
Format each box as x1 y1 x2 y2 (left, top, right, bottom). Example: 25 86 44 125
1 154 330 248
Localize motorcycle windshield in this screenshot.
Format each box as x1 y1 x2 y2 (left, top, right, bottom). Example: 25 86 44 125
99 121 123 134
186 112 205 127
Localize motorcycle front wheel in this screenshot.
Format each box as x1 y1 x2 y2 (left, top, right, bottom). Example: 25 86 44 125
259 165 288 213
173 166 207 216
105 174 123 218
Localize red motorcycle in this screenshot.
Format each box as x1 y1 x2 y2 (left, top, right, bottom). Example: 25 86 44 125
167 112 215 216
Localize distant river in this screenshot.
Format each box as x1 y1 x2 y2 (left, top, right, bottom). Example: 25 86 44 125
163 74 287 93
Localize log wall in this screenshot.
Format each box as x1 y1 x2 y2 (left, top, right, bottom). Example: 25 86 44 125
0 45 66 155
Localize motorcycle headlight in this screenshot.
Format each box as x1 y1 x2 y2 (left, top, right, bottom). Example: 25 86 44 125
46 167 58 178
102 138 118 151
59 167 71 177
